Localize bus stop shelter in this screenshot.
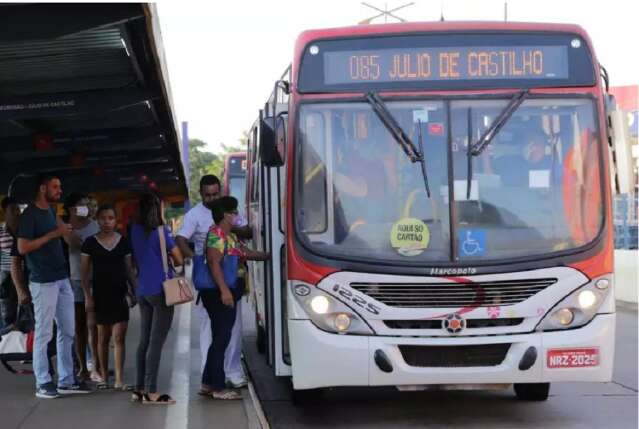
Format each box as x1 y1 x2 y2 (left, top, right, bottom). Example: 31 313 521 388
0 3 187 203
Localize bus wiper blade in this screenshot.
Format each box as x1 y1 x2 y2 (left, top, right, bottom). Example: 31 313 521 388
466 107 473 199
366 92 421 162
365 92 431 197
417 119 431 198
470 89 529 156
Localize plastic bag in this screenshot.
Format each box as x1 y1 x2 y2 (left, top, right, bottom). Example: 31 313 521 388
15 304 34 333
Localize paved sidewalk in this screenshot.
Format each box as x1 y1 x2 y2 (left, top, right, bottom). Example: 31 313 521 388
0 304 252 429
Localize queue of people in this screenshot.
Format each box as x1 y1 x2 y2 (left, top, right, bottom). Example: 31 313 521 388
0 172 266 404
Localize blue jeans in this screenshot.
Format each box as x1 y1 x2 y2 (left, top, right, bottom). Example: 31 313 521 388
29 278 75 387
200 284 244 390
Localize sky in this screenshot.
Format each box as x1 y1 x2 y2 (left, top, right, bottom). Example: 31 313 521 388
156 0 639 153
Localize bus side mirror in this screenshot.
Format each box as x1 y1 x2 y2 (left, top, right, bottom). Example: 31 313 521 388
260 115 285 167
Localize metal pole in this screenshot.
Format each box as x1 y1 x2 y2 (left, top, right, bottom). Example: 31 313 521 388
622 195 630 249
181 121 191 211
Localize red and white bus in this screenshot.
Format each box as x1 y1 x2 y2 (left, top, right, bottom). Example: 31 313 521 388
247 21 619 401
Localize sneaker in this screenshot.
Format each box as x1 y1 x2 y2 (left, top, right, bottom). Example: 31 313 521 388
226 378 248 389
57 381 93 394
35 383 59 399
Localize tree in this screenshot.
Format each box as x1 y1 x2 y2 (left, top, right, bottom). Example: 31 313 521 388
183 133 249 204
206 131 249 188
187 138 222 204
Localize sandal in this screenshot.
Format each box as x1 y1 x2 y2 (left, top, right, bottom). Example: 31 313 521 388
114 383 134 391
198 384 213 396
143 393 176 405
90 372 104 383
211 389 242 400
131 391 144 402
97 382 111 390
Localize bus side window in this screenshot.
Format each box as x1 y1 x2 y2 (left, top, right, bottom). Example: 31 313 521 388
250 126 260 203
277 115 288 233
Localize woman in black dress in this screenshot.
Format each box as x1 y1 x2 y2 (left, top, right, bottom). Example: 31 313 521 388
80 204 137 389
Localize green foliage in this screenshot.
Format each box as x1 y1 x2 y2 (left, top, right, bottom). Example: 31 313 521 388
219 130 249 155
186 133 248 205
188 138 222 204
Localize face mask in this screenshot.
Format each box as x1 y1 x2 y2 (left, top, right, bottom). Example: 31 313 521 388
232 214 246 227
75 206 89 217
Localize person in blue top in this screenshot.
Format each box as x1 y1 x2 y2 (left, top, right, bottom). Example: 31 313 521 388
129 193 183 405
17 174 92 399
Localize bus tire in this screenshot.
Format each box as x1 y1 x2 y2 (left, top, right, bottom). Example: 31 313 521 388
256 315 266 355
513 383 550 401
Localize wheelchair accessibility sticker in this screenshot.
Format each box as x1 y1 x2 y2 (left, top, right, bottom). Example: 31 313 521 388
458 229 486 257
391 217 430 256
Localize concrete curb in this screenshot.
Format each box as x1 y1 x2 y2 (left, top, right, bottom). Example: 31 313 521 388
243 360 269 429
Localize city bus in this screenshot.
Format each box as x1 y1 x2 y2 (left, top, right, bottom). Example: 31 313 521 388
246 21 619 402
223 152 248 216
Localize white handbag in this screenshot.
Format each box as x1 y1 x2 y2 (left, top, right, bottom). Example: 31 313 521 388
158 227 194 306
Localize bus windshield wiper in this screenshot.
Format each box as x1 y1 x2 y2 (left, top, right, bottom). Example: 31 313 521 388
469 89 529 156
365 92 431 197
466 107 474 199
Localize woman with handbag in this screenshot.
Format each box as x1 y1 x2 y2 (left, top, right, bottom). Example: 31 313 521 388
199 196 269 400
129 193 183 405
80 204 137 390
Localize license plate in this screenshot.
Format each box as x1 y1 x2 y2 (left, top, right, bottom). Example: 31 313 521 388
547 348 599 368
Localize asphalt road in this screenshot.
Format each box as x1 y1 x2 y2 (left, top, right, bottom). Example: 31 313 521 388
243 302 638 429
1 300 635 429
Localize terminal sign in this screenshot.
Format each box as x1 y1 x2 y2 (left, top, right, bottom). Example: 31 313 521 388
324 45 568 84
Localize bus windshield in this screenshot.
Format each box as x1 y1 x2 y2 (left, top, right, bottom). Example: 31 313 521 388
295 97 603 264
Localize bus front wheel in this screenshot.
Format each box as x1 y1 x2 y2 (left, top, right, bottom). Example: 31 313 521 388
514 383 550 401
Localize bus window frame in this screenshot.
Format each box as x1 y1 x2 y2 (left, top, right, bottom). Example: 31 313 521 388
291 92 608 269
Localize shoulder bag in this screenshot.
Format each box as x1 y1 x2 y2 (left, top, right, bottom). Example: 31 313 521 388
159 227 194 306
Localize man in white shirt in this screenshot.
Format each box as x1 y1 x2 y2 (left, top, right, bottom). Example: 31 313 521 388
176 175 247 388
63 193 100 382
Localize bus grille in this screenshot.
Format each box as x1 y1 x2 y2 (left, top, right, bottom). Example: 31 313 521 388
399 344 511 367
384 318 524 330
350 278 556 308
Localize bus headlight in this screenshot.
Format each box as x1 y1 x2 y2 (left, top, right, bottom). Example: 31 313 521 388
292 283 374 335
310 296 330 314
578 290 597 309
536 276 612 332
552 308 574 326
334 313 352 332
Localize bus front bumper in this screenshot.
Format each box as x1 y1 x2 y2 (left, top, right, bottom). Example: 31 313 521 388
288 313 615 390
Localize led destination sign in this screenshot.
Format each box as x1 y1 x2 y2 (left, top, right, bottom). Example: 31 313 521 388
324 46 568 84
297 33 596 92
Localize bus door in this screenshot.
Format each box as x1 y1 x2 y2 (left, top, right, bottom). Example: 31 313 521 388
251 112 292 376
